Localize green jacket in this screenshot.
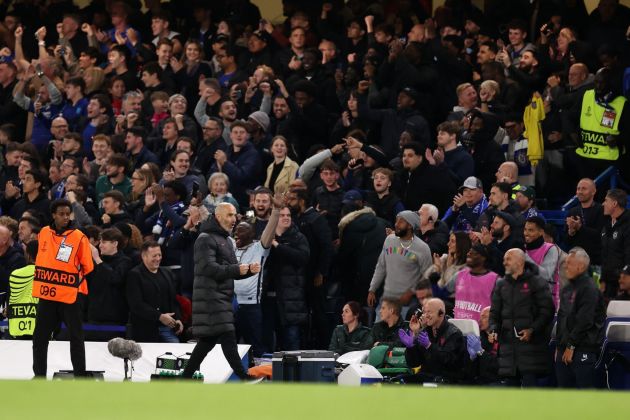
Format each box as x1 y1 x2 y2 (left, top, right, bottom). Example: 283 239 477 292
328 323 373 355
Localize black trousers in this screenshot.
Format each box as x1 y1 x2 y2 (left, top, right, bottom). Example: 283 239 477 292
181 331 247 379
32 298 85 377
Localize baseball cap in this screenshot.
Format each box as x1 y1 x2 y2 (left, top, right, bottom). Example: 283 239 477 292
621 265 630 275
459 176 483 192
399 87 419 102
342 190 363 204
516 185 536 201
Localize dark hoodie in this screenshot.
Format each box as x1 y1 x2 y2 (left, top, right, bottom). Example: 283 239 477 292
0 244 26 305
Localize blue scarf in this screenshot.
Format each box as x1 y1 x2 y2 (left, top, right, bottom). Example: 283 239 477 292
454 194 489 232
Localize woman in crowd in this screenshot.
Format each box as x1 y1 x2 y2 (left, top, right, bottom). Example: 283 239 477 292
328 301 372 355
264 135 299 194
425 231 472 313
203 172 239 214
173 39 213 113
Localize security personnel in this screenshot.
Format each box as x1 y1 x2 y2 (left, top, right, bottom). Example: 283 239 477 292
8 241 39 338
574 67 629 180
32 199 94 377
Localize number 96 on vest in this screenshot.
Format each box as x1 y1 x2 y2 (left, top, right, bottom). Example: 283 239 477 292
39 285 57 298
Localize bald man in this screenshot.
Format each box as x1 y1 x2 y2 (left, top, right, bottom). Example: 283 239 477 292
566 178 605 266
495 162 521 197
182 202 262 381
402 298 468 383
488 248 554 387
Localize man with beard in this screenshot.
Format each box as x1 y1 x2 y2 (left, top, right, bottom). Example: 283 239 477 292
488 248 554 387
524 216 562 308
251 187 273 239
477 182 524 233
499 49 545 99
95 154 132 209
368 210 432 321
479 211 523 276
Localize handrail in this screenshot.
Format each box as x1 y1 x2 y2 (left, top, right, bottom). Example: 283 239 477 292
561 166 621 211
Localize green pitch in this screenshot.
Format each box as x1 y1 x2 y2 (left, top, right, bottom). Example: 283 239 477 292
1 380 625 419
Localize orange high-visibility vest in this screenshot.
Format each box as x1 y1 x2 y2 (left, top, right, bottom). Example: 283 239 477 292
32 226 94 304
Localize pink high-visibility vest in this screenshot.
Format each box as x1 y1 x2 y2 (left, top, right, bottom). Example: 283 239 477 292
526 242 560 309
454 269 499 322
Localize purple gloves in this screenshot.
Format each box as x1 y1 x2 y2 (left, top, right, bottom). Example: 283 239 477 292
466 335 483 360
398 329 415 348
417 331 431 349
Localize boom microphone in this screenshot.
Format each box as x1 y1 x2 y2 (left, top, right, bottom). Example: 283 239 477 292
108 337 143 361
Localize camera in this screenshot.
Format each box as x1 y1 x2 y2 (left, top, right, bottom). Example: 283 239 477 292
413 307 423 320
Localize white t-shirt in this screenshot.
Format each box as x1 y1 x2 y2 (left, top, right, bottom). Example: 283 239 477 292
234 241 270 304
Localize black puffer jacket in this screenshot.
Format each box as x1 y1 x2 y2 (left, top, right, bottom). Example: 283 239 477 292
337 207 387 305
489 262 554 377
191 216 247 337
266 224 310 326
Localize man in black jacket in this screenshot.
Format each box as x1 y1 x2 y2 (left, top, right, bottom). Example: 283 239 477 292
287 187 333 348
182 203 260 380
556 247 605 389
488 249 554 387
403 298 468 383
601 189 630 298
263 205 310 351
397 142 456 215
126 241 182 343
87 228 132 326
566 178 605 267
371 298 407 347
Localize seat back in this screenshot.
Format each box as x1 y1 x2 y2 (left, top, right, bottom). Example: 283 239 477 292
448 318 480 337
607 301 630 318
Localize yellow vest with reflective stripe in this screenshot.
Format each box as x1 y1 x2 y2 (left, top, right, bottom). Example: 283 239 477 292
8 265 38 337
577 89 625 160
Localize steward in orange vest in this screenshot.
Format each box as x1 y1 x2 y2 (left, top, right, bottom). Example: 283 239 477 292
32 199 94 378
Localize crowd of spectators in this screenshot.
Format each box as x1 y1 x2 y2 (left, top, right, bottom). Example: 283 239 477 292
1 0 630 388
